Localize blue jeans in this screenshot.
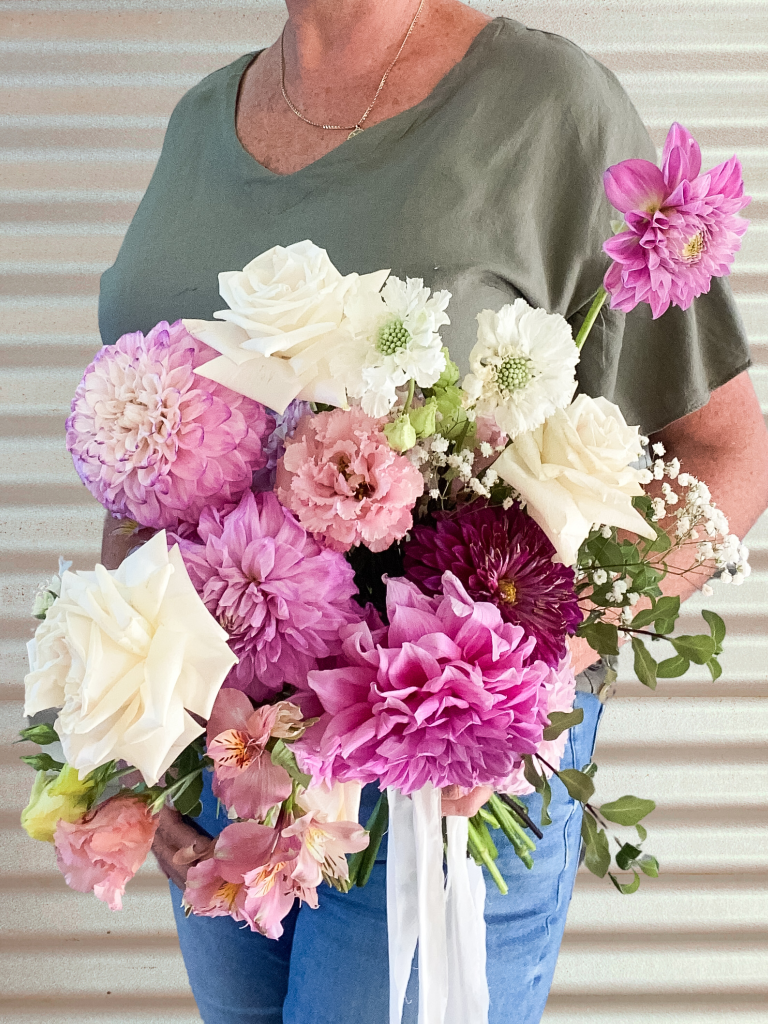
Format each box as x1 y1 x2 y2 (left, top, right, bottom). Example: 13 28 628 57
171 691 603 1024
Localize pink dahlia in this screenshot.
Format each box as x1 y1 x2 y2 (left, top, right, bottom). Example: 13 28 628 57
502 656 577 796
66 320 273 529
603 122 750 318
275 406 424 553
54 794 158 910
297 573 551 794
173 490 360 700
403 503 581 667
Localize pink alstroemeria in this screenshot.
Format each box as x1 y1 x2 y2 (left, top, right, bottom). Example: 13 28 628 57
242 833 309 938
284 810 369 889
603 122 750 318
206 689 294 821
184 821 299 936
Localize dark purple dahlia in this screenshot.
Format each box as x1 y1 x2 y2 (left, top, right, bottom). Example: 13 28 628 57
403 502 581 667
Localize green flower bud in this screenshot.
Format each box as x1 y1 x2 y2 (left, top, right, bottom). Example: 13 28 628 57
21 765 96 843
383 416 418 453
408 397 438 439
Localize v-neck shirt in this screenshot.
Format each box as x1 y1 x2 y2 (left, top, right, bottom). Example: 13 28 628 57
98 16 751 436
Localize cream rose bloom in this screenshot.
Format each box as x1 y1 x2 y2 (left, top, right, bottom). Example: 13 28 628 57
24 532 237 786
185 240 389 414
492 394 656 566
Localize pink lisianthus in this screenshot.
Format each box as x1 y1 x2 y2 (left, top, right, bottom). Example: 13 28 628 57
502 655 577 796
53 794 158 910
66 320 273 529
296 573 552 795
275 406 424 553
183 821 301 937
602 122 750 318
173 490 360 700
206 688 295 821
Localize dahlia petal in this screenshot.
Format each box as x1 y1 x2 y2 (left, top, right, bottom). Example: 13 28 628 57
604 160 666 214
662 122 702 188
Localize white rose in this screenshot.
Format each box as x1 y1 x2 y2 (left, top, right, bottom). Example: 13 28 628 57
296 781 362 823
185 240 389 414
493 394 656 566
24 532 237 786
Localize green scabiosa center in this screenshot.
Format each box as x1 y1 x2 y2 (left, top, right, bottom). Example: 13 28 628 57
495 354 534 394
377 318 411 356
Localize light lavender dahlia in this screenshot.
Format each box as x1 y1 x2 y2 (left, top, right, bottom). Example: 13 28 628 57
403 502 581 667
173 491 361 701
66 321 273 529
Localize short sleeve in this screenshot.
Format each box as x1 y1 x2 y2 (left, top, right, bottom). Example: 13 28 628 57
572 276 752 436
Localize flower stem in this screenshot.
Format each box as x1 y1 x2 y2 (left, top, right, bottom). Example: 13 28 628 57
403 378 416 414
575 286 608 351
467 817 508 894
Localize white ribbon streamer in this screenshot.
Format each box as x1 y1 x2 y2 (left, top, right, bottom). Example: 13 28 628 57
386 785 490 1024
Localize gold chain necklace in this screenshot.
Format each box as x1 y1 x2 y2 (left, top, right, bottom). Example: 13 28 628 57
280 0 427 140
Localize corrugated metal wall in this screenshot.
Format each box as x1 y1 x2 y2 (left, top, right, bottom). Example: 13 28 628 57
1 1 765 1021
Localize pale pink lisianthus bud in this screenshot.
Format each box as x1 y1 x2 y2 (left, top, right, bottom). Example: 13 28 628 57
53 795 158 911
276 406 424 553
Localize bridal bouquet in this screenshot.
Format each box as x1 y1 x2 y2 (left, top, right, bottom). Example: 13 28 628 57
19 123 751 1020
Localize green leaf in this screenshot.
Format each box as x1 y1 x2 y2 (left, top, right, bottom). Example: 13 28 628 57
615 842 643 870
581 813 610 877
600 795 656 826
578 621 620 657
582 762 599 778
655 618 676 636
670 634 717 665
629 606 659 630
522 755 545 793
540 776 552 827
707 657 723 682
635 823 648 842
20 752 64 772
609 870 641 894
631 637 657 690
702 609 726 650
654 595 681 621
173 771 204 817
270 739 311 789
348 792 389 888
639 854 659 877
18 723 59 746
656 653 690 678
557 769 595 804
543 708 584 741
648 527 672 553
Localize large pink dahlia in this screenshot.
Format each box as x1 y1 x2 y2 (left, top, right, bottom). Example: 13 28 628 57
275 406 424 553
66 320 273 529
173 490 361 701
296 573 552 794
603 122 750 318
403 503 581 667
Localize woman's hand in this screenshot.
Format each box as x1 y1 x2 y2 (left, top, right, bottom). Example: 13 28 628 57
566 633 603 677
152 805 213 890
441 785 493 818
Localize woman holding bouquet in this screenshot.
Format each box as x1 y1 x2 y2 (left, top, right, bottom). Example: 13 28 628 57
97 0 768 1021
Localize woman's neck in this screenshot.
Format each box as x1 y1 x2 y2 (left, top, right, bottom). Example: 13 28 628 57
282 0 426 90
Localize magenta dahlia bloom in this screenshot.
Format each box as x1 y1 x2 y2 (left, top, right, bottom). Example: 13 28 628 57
296 573 551 794
66 320 273 529
602 122 750 318
275 406 424 553
173 490 360 701
403 503 580 667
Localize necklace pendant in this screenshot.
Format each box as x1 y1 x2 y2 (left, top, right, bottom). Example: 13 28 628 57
347 126 364 140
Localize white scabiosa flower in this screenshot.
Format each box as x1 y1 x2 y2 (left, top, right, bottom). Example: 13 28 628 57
342 276 451 417
462 299 578 440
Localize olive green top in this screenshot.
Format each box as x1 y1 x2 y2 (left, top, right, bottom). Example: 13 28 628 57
99 16 751 436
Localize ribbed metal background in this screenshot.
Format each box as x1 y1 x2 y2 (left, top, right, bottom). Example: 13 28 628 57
1 1 766 1021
